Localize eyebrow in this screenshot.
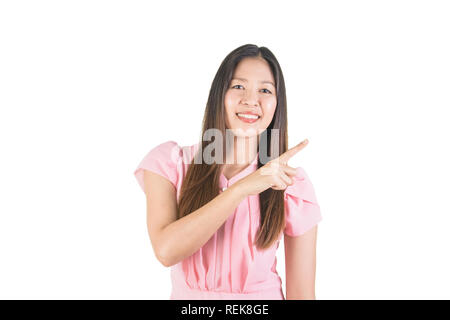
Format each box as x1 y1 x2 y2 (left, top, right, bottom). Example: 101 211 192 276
232 77 275 87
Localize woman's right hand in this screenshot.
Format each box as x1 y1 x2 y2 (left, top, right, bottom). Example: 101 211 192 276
234 139 310 197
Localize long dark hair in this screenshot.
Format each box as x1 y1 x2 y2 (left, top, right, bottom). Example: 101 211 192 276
177 44 288 250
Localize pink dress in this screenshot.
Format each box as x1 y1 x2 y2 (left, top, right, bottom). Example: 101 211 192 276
134 140 323 300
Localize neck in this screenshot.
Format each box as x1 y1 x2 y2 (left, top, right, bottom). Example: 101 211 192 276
225 135 258 166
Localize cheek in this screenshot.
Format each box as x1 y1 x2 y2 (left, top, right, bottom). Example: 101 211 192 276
262 99 277 120
224 91 240 121
224 94 235 128
224 90 238 107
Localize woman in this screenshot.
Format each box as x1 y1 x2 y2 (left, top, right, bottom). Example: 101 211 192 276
134 44 323 300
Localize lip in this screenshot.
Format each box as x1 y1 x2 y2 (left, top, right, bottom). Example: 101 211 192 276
236 111 261 116
236 112 260 123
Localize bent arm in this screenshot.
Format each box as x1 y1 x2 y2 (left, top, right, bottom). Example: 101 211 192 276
144 170 247 267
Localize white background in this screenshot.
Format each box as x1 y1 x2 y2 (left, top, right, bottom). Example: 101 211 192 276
1 0 449 299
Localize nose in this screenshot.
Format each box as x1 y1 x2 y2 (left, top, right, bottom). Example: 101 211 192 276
241 89 259 106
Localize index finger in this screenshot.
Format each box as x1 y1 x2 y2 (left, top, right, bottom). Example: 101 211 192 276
277 139 309 164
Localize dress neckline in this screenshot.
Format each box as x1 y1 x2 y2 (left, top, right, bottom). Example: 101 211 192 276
220 153 259 187
191 142 259 188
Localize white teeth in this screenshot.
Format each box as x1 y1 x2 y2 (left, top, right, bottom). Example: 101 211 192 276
237 113 259 119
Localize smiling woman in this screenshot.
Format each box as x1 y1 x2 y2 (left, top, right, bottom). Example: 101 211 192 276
134 44 322 300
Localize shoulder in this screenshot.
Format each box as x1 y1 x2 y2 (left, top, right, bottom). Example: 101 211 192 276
134 140 184 193
284 166 318 204
283 166 322 237
146 140 182 164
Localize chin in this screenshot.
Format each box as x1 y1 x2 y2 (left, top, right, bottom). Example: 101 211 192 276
229 126 262 138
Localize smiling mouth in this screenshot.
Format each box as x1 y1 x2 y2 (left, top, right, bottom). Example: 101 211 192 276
235 113 260 119
235 113 260 123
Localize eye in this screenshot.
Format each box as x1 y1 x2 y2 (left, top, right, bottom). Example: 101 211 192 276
231 84 272 94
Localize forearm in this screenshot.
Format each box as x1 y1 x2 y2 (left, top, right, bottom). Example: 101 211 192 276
286 280 316 300
286 290 316 300
158 183 247 267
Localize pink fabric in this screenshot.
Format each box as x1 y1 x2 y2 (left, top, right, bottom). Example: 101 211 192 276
134 140 323 300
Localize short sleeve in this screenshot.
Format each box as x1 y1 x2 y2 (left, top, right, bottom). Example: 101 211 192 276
133 140 181 193
283 167 323 237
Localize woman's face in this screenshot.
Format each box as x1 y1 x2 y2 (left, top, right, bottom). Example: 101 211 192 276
224 57 277 137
